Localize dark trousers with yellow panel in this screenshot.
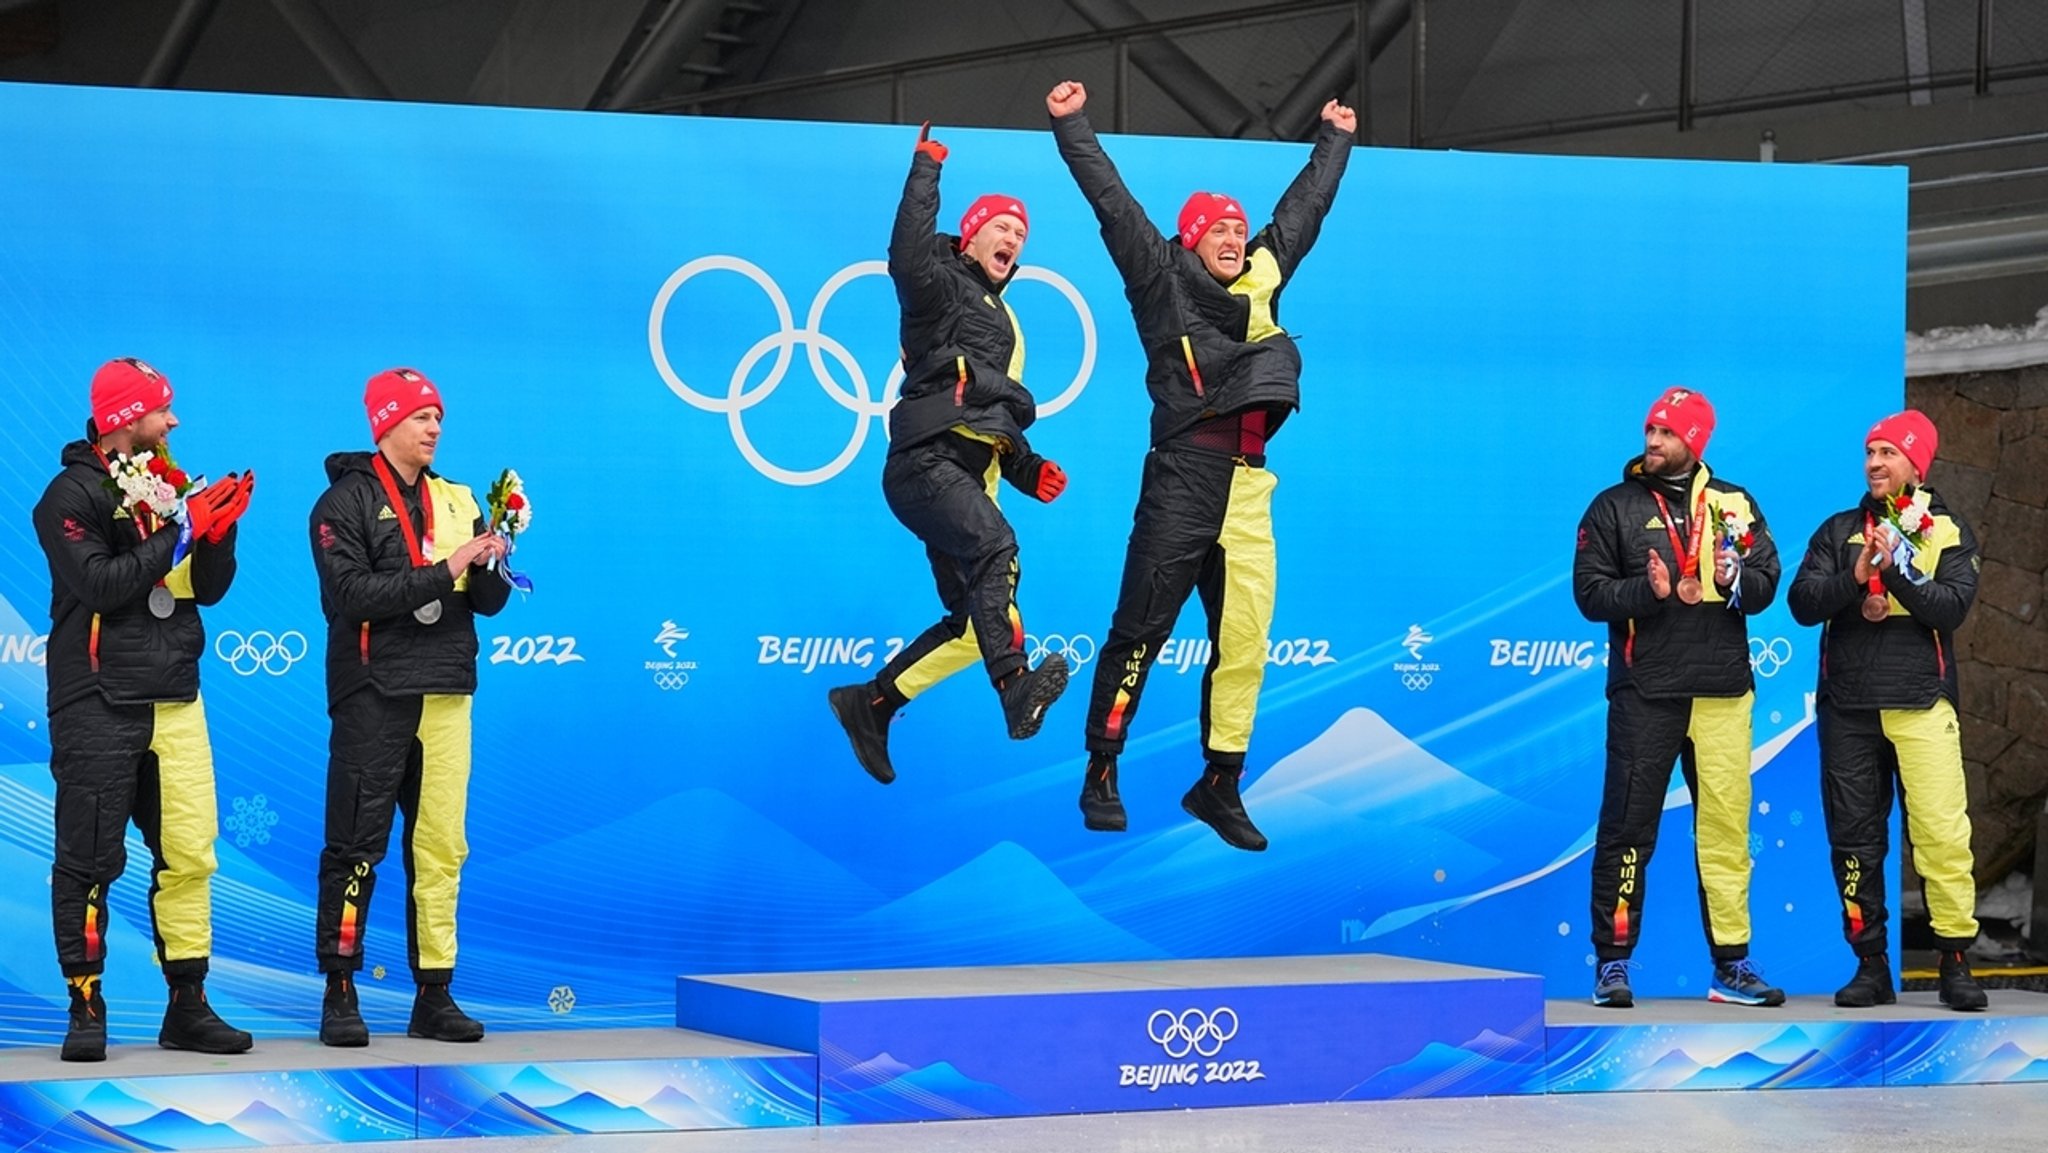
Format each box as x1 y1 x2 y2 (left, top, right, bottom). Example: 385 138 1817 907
1589 687 1757 961
1084 444 1278 769
50 692 221 981
315 688 473 983
874 435 1028 700
1819 697 1978 954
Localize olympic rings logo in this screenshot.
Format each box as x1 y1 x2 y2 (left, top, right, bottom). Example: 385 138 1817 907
648 256 1097 486
213 630 309 677
1749 636 1793 678
1147 1007 1238 1059
1401 672 1433 691
1026 633 1096 668
654 671 690 691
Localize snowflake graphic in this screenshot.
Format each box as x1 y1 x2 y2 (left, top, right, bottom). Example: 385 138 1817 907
224 794 280 847
548 985 576 1014
372 965 387 980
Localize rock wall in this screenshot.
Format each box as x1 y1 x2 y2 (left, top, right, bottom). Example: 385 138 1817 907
1908 364 2048 886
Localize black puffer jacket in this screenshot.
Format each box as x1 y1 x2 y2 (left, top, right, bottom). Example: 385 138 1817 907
1574 458 1780 700
309 451 509 707
1787 489 1976 710
1050 109 1352 447
32 438 237 713
887 152 1052 492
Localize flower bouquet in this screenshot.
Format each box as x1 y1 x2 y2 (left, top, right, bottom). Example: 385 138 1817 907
485 468 534 592
1875 489 1935 587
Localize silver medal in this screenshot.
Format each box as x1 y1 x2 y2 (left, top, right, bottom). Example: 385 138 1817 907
147 586 176 619
414 599 444 625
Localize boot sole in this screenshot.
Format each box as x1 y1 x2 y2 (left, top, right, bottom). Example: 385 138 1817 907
408 1027 486 1042
159 1033 254 1054
1834 989 1897 1008
1181 792 1268 852
1006 656 1069 740
321 1025 371 1047
828 688 895 784
1592 991 1633 1009
1940 992 1990 1012
1082 807 1128 832
1707 988 1786 1007
60 1041 107 1062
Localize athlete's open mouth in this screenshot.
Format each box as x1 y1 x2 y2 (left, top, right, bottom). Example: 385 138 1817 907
992 248 1016 274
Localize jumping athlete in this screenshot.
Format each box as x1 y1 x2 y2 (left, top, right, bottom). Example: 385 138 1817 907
1574 387 1784 1008
1047 79 1354 852
309 368 510 1045
1787 410 1987 1011
33 357 256 1060
829 122 1071 784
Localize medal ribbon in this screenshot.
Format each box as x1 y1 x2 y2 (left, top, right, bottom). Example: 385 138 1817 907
1649 487 1706 582
373 452 436 568
94 445 189 582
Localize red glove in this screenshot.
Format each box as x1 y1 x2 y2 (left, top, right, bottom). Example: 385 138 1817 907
205 471 256 543
178 482 231 542
915 121 948 164
1034 461 1067 503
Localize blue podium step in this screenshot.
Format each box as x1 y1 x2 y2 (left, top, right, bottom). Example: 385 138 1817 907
1544 990 2048 1092
0 1027 813 1150
675 954 1548 1123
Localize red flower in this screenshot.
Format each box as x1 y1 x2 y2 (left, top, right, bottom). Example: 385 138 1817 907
146 455 170 476
507 493 526 511
165 469 189 489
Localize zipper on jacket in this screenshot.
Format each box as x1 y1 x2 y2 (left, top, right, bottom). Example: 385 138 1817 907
1624 620 1635 667
1179 335 1205 398
359 622 371 666
1934 632 1946 679
88 613 101 672
953 356 968 405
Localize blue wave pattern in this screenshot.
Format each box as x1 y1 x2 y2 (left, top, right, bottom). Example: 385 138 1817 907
0 1066 416 1150
1544 1020 1885 1092
1886 1018 2048 1086
0 78 1900 1042
417 1057 816 1136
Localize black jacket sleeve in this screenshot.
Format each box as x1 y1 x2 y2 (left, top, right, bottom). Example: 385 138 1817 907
467 512 513 618
1574 492 1666 623
1261 121 1354 281
33 477 178 614
311 484 454 623
1882 517 1978 633
889 151 944 305
999 442 1047 498
189 524 237 607
1788 516 1862 627
1050 109 1172 289
1727 495 1781 615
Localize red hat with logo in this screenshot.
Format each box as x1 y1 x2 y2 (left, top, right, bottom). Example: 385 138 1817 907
959 194 1027 250
1177 192 1247 248
1645 386 1716 460
364 367 443 441
1867 409 1938 481
91 357 174 435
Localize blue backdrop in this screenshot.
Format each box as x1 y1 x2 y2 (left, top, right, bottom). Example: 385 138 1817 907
0 81 1905 1044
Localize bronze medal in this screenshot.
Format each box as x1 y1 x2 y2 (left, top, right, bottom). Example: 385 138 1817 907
1861 593 1890 623
147 586 176 619
1676 576 1703 605
414 599 444 625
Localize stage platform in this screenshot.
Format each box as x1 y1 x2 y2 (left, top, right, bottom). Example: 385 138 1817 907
1546 990 2048 1092
675 954 1548 1121
8 959 2048 1148
0 1027 814 1150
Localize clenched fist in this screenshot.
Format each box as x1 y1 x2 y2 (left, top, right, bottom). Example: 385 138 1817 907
1047 81 1088 117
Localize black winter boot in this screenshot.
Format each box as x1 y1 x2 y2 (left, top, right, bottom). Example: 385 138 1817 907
409 983 485 1042
1939 950 1989 1012
1833 954 1896 1008
1182 765 1268 852
159 980 253 1054
1080 753 1126 832
61 976 106 1062
998 653 1069 739
828 682 898 784
320 973 370 1047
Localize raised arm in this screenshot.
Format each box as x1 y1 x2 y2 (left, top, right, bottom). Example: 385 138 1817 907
888 123 950 299
1047 82 1170 286
1262 100 1356 280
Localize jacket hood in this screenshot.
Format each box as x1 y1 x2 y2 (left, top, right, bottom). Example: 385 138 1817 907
60 439 103 472
326 450 439 485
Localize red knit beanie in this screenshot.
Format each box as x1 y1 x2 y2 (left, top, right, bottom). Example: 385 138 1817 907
91 357 174 435
1867 410 1938 481
959 194 1027 250
1645 386 1716 460
1177 192 1247 248
365 367 444 441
